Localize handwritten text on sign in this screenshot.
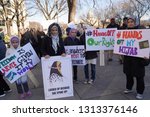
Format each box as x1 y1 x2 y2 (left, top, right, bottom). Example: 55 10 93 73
114 29 150 58
65 45 85 65
85 28 116 51
0 43 40 83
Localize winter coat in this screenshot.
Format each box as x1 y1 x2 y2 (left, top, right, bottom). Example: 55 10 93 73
64 36 81 46
6 38 28 84
80 33 97 60
123 26 150 77
106 23 120 29
123 56 149 77
0 39 6 60
120 23 127 30
41 35 65 56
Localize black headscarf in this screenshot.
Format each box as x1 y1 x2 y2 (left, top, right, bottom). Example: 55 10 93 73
47 23 62 38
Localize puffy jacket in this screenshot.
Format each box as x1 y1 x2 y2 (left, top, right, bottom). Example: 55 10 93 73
0 39 6 60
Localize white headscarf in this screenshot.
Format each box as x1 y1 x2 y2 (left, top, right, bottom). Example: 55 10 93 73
51 35 59 54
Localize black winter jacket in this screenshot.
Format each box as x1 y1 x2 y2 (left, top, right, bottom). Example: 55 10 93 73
41 35 65 56
123 26 150 77
64 36 81 46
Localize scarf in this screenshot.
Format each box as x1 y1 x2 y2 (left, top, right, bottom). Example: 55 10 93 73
51 35 59 54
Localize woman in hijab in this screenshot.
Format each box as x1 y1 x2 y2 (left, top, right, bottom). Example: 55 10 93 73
41 23 65 58
123 16 150 99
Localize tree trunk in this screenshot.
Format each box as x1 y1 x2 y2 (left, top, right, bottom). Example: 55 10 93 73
67 0 77 23
6 21 11 36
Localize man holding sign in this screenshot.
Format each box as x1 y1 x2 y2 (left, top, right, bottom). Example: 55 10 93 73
114 16 150 99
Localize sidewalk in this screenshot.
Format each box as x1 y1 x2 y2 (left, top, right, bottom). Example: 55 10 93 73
1 54 150 100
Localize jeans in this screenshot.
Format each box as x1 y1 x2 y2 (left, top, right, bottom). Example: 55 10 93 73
15 82 29 94
84 64 96 81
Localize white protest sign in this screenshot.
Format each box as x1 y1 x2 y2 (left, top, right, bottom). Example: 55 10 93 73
65 45 85 66
0 43 40 83
41 55 73 100
85 28 116 51
113 29 150 58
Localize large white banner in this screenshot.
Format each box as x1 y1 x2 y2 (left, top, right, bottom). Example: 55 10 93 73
114 29 150 58
41 55 73 100
0 43 40 83
65 45 85 66
85 28 116 51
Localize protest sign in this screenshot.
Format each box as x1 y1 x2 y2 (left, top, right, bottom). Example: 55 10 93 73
65 45 85 65
85 28 116 51
41 55 73 100
0 43 40 83
114 29 150 58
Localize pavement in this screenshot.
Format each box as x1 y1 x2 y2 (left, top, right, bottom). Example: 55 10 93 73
1 53 150 100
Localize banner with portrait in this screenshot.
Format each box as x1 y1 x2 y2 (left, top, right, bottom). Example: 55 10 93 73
41 55 73 100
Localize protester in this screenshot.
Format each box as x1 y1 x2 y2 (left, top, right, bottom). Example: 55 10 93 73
41 23 65 58
64 28 81 83
0 36 12 98
80 28 98 84
123 16 150 99
6 36 31 99
106 18 120 62
119 17 128 64
20 28 39 55
36 28 46 58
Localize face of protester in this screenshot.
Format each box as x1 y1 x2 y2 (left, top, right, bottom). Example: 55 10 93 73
11 40 19 49
123 19 128 25
69 29 77 38
51 26 58 36
127 19 136 28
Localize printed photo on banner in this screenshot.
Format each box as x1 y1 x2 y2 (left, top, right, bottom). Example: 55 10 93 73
41 55 73 100
0 43 40 83
85 28 116 51
114 29 150 58
65 45 85 66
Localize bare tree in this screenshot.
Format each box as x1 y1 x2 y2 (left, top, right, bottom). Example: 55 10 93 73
80 10 97 26
0 0 12 36
32 0 67 20
131 0 150 25
67 0 77 23
0 0 35 36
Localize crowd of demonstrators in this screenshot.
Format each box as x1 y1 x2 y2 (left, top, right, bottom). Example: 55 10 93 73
64 28 81 83
6 36 31 99
106 18 120 62
123 16 150 99
80 27 98 84
0 36 12 98
41 23 66 58
1 16 150 100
